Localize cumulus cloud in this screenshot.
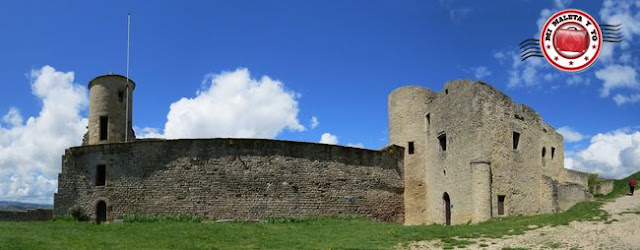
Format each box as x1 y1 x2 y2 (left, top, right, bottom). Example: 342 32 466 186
2 108 23 127
310 116 319 129
600 0 640 51
593 0 640 104
472 66 492 80
613 93 640 105
594 65 639 97
566 74 591 86
0 66 87 204
319 133 338 145
565 128 640 179
557 126 585 142
155 68 304 139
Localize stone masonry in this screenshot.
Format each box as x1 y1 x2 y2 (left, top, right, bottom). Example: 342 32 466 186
54 139 405 222
54 74 593 225
389 79 591 225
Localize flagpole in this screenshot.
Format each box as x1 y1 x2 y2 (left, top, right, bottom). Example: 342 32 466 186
125 13 131 142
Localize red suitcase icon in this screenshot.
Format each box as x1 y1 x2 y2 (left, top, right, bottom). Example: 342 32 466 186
555 29 588 52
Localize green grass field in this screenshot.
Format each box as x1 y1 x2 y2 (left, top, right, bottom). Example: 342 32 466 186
1 172 636 250
0 201 607 250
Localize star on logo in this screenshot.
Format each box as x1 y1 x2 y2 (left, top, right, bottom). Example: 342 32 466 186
547 45 551 49
569 61 574 65
554 56 559 61
592 45 596 49
584 56 589 61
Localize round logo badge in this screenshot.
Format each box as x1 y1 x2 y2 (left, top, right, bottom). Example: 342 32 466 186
540 9 602 72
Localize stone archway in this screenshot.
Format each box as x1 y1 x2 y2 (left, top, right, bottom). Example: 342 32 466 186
96 200 107 224
443 192 451 226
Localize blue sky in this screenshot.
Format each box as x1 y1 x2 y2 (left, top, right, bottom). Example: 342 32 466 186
0 0 639 203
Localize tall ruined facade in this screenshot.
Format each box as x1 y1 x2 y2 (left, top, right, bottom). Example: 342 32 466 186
389 80 591 225
54 75 591 225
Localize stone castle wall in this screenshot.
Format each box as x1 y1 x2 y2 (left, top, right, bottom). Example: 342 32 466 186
389 80 591 225
54 139 404 223
0 209 52 221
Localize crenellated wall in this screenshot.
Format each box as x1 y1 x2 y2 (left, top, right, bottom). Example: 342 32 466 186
54 139 405 223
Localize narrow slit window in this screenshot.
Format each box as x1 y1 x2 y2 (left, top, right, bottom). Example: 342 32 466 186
542 147 547 158
438 133 447 151
96 165 105 186
118 91 124 103
498 195 505 215
99 116 108 141
513 132 520 150
551 147 556 159
408 142 415 155
426 113 431 127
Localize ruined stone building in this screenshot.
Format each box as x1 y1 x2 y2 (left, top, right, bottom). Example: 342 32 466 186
54 75 591 225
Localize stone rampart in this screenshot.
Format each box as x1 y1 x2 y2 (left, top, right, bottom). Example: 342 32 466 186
0 209 52 221
54 139 404 223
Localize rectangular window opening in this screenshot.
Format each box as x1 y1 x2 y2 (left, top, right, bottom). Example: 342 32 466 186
408 141 415 155
498 195 505 215
551 147 556 159
426 113 431 127
118 91 124 103
438 133 447 151
96 165 106 186
99 116 108 141
513 132 520 150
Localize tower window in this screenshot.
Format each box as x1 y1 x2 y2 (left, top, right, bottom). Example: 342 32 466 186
118 91 124 103
408 142 415 154
551 147 556 159
96 165 105 186
498 195 505 215
445 89 449 95
438 133 447 151
512 132 520 150
542 147 547 158
99 116 108 141
426 113 431 127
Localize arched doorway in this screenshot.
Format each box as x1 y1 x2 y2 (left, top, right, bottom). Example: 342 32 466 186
96 201 107 224
443 192 451 225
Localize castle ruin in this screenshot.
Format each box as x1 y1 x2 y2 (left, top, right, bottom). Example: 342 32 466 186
54 75 591 225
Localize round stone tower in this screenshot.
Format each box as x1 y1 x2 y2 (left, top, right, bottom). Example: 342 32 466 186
388 86 436 225
85 74 135 145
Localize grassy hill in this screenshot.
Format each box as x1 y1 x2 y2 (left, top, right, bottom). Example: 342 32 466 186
603 171 640 198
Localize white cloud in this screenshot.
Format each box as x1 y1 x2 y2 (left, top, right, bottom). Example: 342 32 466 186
346 143 364 148
566 74 591 86
157 68 305 139
594 64 639 97
557 126 585 142
310 116 319 129
613 93 640 105
0 66 88 204
2 107 23 127
565 128 640 179
600 0 640 50
472 66 492 80
135 127 163 139
319 133 338 145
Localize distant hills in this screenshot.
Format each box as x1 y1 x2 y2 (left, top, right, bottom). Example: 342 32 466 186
0 201 53 212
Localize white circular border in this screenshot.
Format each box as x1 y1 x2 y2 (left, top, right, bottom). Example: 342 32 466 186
539 9 602 72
